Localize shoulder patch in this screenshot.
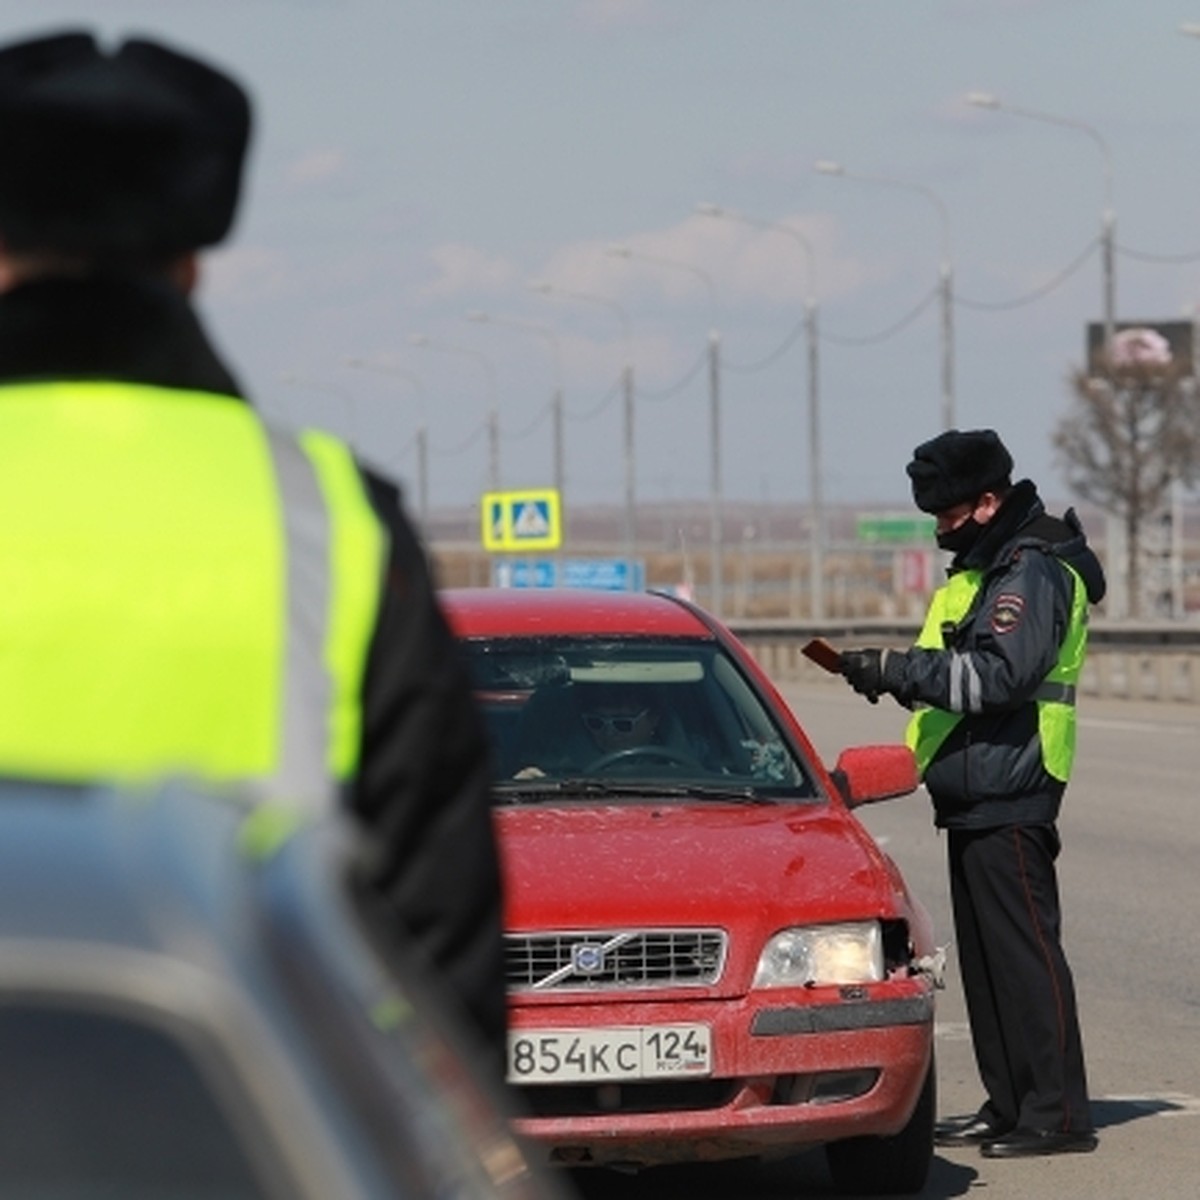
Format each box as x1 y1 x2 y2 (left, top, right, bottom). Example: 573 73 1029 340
989 592 1025 635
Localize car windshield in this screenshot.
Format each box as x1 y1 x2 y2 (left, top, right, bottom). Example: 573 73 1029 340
461 635 817 802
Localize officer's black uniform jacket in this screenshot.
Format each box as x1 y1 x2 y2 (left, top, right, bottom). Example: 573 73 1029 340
881 480 1107 830
0 274 506 1060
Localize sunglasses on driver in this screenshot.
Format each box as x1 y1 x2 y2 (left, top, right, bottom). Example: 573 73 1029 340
582 709 651 735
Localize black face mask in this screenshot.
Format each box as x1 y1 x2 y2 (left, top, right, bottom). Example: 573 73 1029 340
936 517 984 555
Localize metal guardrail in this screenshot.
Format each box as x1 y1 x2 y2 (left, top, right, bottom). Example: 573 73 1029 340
727 619 1200 705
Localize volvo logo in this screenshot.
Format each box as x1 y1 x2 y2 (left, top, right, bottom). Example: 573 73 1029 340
571 943 607 974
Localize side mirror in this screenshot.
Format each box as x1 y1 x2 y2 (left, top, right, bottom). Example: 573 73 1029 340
829 744 918 810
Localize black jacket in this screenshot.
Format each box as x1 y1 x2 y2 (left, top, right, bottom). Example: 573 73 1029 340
0 274 506 1059
881 480 1106 829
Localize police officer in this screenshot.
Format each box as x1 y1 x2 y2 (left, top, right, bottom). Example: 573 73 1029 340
839 429 1104 1158
0 31 504 1066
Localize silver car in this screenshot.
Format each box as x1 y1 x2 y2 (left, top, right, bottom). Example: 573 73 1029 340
0 778 564 1200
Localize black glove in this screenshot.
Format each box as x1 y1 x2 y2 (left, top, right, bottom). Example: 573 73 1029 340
841 648 889 704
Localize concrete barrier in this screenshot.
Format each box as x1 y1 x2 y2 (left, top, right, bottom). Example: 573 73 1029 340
727 620 1200 705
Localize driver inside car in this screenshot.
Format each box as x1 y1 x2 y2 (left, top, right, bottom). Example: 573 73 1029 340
581 688 662 756
513 682 691 779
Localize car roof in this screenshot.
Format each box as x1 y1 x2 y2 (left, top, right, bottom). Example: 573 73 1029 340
440 586 716 639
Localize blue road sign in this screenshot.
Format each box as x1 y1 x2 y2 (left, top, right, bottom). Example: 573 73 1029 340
493 559 557 589
560 558 645 591
492 557 645 591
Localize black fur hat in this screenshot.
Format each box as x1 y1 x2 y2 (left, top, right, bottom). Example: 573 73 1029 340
0 30 251 257
906 428 1014 514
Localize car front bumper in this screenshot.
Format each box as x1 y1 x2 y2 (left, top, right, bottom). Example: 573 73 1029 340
508 982 934 1168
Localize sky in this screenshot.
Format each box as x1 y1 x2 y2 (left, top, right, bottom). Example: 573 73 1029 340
6 0 1200 518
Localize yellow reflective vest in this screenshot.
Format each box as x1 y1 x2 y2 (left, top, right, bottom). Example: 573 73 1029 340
0 381 385 804
905 560 1089 783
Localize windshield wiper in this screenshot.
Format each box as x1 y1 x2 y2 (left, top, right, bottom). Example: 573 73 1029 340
674 784 774 803
493 778 623 802
493 779 772 803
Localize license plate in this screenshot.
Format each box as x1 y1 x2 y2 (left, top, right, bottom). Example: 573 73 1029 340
507 1024 711 1084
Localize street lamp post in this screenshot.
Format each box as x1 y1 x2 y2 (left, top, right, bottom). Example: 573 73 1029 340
967 94 1131 612
696 203 825 619
605 244 725 616
530 279 637 568
968 93 1137 612
815 160 956 432
465 311 565 511
408 334 500 493
341 357 429 529
967 92 1116 352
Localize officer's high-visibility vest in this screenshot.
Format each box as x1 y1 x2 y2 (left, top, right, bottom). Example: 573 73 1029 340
0 382 385 807
905 559 1088 782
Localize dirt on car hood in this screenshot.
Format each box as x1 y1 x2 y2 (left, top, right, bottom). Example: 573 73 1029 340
497 800 898 953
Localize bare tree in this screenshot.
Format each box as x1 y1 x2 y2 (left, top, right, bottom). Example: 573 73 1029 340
1055 330 1200 616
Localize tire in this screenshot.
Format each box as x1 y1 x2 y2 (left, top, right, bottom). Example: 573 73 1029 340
824 1058 935 1197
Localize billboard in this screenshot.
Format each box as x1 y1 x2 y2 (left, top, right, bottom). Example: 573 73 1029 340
1085 320 1194 374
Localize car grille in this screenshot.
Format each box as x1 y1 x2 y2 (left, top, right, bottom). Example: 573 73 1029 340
506 929 727 992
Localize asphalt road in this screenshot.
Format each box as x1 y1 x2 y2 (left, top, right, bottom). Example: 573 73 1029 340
568 680 1200 1200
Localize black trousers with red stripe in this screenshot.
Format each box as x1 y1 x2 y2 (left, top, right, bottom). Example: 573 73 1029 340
947 824 1093 1134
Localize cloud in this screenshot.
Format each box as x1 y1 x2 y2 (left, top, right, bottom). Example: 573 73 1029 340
418 243 520 299
934 91 999 130
202 244 296 304
533 211 876 310
572 0 685 32
284 147 349 188
202 240 408 308
942 0 1085 22
720 150 818 189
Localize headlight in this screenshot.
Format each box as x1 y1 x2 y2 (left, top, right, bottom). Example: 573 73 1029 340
752 922 884 988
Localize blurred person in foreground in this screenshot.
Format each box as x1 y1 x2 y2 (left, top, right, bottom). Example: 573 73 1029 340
0 30 504 1069
838 429 1104 1159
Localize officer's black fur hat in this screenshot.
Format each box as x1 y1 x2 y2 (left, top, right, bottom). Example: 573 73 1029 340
906 428 1014 514
0 30 251 258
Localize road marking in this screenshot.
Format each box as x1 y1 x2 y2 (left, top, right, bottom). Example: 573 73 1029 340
934 1021 972 1042
1098 1093 1200 1119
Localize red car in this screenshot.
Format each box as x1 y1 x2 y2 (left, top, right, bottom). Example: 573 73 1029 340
443 588 939 1196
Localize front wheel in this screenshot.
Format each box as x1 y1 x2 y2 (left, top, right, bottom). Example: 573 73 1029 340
824 1057 935 1196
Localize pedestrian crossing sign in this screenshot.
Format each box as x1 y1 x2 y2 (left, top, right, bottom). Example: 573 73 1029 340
481 488 562 552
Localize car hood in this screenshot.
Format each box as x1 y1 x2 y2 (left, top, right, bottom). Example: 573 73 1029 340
497 800 898 939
